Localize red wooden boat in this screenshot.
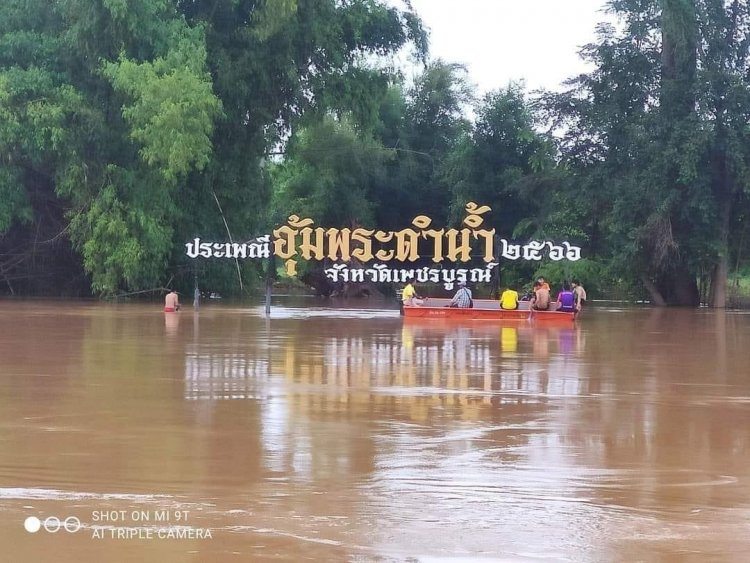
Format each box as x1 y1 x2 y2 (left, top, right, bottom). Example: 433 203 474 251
403 298 576 323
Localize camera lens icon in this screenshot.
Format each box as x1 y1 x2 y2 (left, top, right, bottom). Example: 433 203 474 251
24 516 81 534
24 517 41 533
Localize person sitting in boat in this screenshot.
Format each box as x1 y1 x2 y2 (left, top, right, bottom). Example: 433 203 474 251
530 280 550 311
402 282 424 306
537 276 550 292
499 286 519 310
556 283 576 312
448 281 473 308
164 289 181 312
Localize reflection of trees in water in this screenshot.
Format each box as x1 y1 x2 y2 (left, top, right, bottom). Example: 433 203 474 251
185 348 270 400
179 316 594 485
182 317 586 413
270 323 586 425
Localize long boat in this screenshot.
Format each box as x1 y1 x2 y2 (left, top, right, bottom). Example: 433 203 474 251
403 297 576 323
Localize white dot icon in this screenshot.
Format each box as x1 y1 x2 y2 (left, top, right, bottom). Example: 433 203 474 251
24 516 41 533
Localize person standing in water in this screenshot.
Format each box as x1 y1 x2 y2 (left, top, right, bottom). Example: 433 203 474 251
571 279 587 313
164 289 181 312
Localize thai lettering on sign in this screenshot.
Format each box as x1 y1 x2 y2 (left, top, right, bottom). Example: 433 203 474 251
185 202 582 281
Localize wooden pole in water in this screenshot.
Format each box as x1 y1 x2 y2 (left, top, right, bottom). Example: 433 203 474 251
265 276 271 317
264 255 275 317
193 272 200 309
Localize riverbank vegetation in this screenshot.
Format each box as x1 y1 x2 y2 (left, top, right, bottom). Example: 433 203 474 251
1 1 749 307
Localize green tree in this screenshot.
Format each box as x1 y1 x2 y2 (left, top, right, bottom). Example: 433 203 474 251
402 60 473 224
350 61 474 232
541 0 750 306
444 84 557 236
271 116 393 227
696 0 750 307
0 0 425 296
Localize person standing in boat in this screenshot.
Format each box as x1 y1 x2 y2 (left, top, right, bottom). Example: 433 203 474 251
571 279 587 312
402 282 424 306
448 281 473 308
164 289 181 312
530 280 550 311
556 283 576 312
499 285 519 310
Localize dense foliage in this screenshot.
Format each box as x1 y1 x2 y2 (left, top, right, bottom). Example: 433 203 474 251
1 0 750 306
540 0 750 306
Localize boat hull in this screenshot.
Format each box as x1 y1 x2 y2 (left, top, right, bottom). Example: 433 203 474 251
403 298 576 323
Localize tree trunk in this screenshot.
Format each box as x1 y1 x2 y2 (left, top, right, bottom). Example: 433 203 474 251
656 261 699 305
641 274 667 306
709 198 732 308
709 258 728 308
647 260 700 306
658 0 699 308
669 268 700 305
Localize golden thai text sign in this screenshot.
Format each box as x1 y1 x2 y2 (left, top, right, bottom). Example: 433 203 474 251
185 202 581 289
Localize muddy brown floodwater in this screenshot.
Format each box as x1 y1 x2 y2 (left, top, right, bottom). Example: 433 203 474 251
1 299 750 562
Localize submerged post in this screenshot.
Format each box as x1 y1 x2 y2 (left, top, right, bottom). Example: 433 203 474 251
264 255 275 317
193 273 200 309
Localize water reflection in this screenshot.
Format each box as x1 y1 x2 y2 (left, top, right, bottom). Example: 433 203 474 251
163 310 179 337
2 302 750 561
183 317 588 408
186 349 270 400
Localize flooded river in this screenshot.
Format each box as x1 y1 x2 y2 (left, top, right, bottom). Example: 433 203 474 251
1 299 750 561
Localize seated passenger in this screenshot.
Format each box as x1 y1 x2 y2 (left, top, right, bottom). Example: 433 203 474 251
530 281 550 311
499 286 519 310
402 282 424 306
448 281 473 308
556 283 576 312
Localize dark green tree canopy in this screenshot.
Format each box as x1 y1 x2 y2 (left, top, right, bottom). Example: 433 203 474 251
3 0 750 306
0 0 426 296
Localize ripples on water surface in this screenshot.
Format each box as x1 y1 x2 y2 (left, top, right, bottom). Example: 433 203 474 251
1 299 750 561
